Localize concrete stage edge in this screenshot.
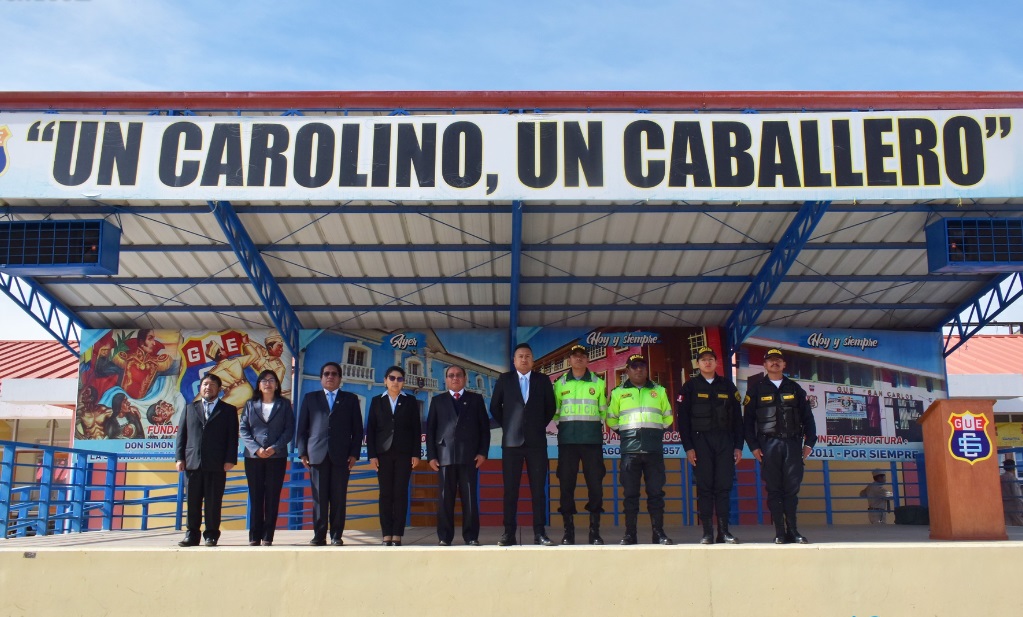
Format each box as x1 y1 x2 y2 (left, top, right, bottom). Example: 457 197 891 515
1 526 1020 617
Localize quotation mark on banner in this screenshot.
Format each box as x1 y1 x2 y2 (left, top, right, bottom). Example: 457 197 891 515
985 116 1011 138
26 121 56 142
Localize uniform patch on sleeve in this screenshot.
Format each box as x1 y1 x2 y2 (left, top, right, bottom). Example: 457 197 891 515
734 392 742 402
676 394 683 403
742 395 751 406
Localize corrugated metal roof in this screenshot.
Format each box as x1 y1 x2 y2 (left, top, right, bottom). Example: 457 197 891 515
0 340 80 381
5 199 1015 334
945 335 1023 375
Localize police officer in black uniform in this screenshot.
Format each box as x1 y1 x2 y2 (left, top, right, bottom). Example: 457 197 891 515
677 346 743 544
743 348 816 544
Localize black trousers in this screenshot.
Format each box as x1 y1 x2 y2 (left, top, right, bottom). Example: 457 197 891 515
502 445 549 533
760 435 805 531
376 452 414 537
620 451 666 517
185 469 227 541
245 457 287 543
557 443 605 516
437 463 480 544
308 454 351 542
692 431 736 526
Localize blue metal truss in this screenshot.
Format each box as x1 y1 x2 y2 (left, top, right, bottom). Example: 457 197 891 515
725 200 832 356
942 272 1023 356
508 201 523 352
74 301 954 314
111 240 921 254
0 273 85 357
207 200 302 358
47 273 987 286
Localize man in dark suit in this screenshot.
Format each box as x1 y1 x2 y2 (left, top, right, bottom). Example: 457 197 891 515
490 343 557 546
175 373 239 547
296 361 364 546
427 364 491 546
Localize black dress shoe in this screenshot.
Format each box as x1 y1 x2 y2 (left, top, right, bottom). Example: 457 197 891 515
788 531 809 544
774 534 789 544
620 533 638 545
204 538 218 547
177 539 199 547
534 533 555 546
652 530 674 545
438 540 451 546
497 533 516 546
719 531 739 544
330 538 344 546
700 534 715 545
392 540 402 547
382 540 393 546
248 541 260 546
261 541 272 547
309 538 327 546
466 540 481 546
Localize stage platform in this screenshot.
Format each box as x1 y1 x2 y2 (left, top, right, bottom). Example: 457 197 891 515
2 525 1022 617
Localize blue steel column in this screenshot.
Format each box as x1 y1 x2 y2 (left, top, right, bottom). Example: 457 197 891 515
0 273 85 357
942 272 1023 356
208 200 302 358
508 201 523 353
725 200 831 356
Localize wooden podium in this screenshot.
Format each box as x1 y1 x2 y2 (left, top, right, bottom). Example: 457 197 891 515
919 398 1007 540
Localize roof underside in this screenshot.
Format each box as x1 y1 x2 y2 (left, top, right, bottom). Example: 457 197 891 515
5 197 1016 333
3 91 1022 338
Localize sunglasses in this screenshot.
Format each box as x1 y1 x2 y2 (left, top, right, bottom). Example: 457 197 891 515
321 371 340 377
387 375 405 382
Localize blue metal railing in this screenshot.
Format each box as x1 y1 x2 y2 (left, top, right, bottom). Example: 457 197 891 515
0 440 381 538
3 438 947 538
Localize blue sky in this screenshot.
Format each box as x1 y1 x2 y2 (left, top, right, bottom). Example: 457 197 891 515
2 0 1022 339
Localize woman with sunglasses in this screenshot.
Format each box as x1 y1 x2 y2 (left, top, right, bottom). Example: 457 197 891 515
366 365 422 546
240 369 294 546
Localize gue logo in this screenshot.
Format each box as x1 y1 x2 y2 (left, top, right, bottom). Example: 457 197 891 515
0 125 10 177
948 411 993 464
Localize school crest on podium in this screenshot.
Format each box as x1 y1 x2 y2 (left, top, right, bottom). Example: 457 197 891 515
947 410 993 465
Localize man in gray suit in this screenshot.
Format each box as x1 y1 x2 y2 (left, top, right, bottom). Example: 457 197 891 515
296 362 364 546
175 373 239 547
427 365 491 546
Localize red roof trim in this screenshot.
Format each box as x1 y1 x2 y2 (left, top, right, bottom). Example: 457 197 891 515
1 91 1022 111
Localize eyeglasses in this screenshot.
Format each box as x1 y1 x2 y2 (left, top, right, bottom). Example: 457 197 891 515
259 378 277 384
387 375 405 382
321 371 340 377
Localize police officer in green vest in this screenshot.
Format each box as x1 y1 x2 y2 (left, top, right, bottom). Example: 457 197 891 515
607 354 675 545
553 344 608 545
743 348 816 544
677 346 743 544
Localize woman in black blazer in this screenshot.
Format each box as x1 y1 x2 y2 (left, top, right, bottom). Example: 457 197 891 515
366 365 422 546
240 369 295 546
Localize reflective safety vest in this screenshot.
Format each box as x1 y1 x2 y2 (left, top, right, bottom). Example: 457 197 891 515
553 371 607 445
607 380 673 453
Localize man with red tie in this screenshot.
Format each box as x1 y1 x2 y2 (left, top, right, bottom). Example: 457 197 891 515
427 365 491 546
